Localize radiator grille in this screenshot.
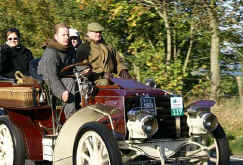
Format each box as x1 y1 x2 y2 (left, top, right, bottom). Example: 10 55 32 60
125 95 189 139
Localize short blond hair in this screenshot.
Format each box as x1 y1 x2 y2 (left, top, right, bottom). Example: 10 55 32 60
54 23 68 34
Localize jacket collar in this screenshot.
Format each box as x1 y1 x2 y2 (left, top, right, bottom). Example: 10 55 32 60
46 39 70 51
3 43 22 50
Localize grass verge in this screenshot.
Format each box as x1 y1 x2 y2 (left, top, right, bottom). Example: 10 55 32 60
212 97 243 155
229 136 243 155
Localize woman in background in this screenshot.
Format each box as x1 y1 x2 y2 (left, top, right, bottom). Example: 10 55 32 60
0 28 33 79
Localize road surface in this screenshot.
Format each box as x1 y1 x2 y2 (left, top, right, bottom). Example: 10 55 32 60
25 156 243 165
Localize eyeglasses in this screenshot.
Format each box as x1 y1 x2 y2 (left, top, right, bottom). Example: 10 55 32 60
7 37 18 41
93 31 102 34
70 36 79 40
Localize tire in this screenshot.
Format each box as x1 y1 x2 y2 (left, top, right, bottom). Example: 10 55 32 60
0 116 25 165
187 124 230 165
209 124 230 165
73 122 122 165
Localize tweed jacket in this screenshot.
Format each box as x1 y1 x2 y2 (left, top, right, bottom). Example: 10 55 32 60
76 38 127 76
37 39 75 99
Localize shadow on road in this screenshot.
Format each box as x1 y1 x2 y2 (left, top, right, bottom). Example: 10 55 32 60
26 158 243 165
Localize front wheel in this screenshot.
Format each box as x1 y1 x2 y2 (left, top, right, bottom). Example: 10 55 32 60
73 122 122 165
185 124 230 165
0 116 25 165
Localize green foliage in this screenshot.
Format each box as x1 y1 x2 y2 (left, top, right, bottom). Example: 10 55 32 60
230 136 243 154
220 76 239 96
0 0 83 57
0 0 241 98
183 75 211 101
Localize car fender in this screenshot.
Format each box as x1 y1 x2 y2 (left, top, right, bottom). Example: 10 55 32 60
53 104 115 165
186 100 216 113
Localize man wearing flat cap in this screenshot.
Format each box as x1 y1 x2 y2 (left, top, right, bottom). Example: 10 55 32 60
76 22 131 85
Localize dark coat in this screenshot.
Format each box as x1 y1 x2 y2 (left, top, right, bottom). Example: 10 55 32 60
37 39 75 99
0 44 33 78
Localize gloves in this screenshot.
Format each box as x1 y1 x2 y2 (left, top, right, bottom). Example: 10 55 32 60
119 69 132 79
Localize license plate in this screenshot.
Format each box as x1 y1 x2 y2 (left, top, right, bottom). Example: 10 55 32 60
140 95 156 115
170 97 184 116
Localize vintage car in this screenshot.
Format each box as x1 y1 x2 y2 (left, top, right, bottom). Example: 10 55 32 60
0 63 230 165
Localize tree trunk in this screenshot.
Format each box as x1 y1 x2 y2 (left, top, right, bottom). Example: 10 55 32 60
155 1 172 65
140 0 172 64
161 6 172 65
133 48 141 81
173 29 177 60
208 3 220 103
236 76 243 110
133 63 141 82
183 24 194 74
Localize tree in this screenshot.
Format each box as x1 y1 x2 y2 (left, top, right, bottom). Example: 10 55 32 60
0 0 241 104
0 0 83 57
236 75 243 109
206 0 221 102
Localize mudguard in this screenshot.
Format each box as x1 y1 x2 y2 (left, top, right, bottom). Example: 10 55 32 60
186 100 215 113
53 104 118 165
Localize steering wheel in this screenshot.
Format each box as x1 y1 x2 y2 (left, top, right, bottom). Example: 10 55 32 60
59 62 90 78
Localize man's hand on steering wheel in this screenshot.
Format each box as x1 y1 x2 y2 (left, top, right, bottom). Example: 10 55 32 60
59 62 90 78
